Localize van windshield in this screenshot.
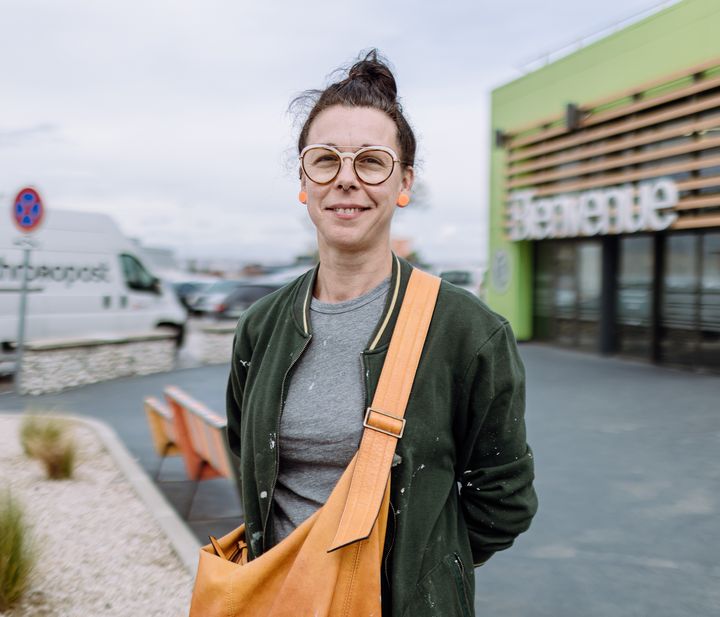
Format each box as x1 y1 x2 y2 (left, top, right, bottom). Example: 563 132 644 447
120 254 156 291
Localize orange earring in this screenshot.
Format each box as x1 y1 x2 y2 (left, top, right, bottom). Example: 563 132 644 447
396 193 410 207
298 191 308 204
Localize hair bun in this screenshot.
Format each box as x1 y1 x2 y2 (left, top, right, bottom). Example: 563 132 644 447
346 50 398 102
293 48 416 167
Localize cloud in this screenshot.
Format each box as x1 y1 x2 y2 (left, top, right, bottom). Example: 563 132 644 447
0 123 60 148
0 0 669 266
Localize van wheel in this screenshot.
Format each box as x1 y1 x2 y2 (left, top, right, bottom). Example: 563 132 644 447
158 323 185 348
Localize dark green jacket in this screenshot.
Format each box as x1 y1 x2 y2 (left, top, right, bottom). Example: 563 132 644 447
226 255 537 617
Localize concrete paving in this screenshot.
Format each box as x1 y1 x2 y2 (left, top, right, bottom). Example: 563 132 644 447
0 344 718 616
491 346 719 617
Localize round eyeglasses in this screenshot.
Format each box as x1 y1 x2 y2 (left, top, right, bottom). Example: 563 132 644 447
299 145 402 185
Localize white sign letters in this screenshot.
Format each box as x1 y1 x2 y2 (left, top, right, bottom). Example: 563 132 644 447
507 178 679 241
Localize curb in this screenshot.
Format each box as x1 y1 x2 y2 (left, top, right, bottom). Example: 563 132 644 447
2 412 201 576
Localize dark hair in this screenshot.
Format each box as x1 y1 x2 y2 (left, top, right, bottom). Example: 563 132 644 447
292 49 416 167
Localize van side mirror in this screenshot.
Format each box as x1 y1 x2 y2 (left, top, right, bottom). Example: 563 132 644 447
151 277 162 295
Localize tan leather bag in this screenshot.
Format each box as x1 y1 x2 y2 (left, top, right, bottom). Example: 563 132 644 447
189 269 440 617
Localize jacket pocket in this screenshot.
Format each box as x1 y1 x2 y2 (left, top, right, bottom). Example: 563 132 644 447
402 553 474 617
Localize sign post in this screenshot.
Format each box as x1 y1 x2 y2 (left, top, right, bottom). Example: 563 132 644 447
11 187 44 391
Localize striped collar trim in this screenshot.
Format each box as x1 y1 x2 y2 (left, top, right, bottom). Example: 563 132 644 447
297 254 404 347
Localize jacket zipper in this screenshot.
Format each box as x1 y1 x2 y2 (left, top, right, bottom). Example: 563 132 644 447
261 334 312 551
361 351 370 405
383 499 397 589
451 553 473 617
453 552 465 576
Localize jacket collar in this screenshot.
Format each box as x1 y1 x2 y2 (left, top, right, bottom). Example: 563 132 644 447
291 253 414 351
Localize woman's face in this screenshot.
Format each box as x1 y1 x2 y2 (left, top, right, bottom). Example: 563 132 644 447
301 105 414 255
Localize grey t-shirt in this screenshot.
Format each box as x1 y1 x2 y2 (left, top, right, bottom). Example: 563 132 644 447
273 277 390 542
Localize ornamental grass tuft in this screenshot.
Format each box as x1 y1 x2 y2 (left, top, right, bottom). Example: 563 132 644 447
20 415 77 480
0 489 35 611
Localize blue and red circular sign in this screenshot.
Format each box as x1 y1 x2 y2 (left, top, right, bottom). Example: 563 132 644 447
12 187 44 233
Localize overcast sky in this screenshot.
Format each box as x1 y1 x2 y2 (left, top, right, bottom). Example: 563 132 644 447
0 0 676 267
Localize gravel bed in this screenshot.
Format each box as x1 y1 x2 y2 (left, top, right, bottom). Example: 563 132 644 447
0 415 192 617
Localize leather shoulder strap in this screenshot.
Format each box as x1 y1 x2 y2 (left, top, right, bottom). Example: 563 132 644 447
328 268 441 551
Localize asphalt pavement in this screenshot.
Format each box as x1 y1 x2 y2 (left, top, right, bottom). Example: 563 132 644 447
0 344 717 617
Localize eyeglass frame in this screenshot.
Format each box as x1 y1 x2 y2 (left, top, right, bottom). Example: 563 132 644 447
299 144 407 186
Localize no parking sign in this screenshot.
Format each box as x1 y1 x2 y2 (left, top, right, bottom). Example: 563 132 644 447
12 187 44 233
10 186 44 387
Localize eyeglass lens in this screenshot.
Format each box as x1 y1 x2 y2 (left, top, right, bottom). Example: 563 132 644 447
302 147 395 184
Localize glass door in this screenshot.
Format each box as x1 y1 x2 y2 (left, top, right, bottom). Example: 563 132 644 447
534 243 555 340
555 243 578 346
660 234 699 367
577 243 602 351
533 240 602 350
699 232 720 369
617 236 654 358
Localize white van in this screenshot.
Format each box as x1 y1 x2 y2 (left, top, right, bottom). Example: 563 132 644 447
0 209 187 363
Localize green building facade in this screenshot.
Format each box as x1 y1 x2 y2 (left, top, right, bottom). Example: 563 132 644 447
488 0 720 371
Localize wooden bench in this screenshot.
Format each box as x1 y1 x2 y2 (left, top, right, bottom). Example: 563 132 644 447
163 386 238 485
143 386 242 513
143 396 181 459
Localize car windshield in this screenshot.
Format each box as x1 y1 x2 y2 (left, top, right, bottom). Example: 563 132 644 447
229 285 280 303
175 282 206 293
440 271 472 286
203 280 242 295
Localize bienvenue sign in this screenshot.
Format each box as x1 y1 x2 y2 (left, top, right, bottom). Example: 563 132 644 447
506 177 679 241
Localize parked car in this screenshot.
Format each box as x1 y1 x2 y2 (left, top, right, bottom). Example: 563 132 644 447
257 265 313 285
172 280 215 311
437 268 485 298
191 280 283 319
190 280 247 316
216 282 283 320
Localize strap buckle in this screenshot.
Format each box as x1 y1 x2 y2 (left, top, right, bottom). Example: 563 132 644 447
363 406 406 439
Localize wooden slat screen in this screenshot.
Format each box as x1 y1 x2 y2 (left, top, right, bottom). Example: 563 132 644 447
502 57 720 236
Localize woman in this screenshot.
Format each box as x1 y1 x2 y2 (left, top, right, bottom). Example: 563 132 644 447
226 50 537 616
